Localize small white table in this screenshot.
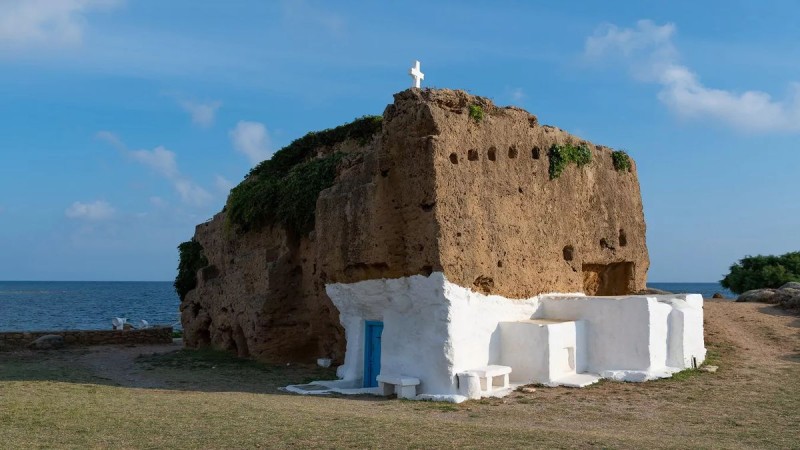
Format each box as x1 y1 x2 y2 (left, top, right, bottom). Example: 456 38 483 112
470 365 511 393
376 374 420 399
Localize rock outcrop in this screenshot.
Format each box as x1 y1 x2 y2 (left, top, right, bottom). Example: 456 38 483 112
180 89 651 363
736 282 800 310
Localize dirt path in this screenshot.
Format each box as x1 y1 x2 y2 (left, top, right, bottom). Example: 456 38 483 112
73 341 183 388
704 299 800 362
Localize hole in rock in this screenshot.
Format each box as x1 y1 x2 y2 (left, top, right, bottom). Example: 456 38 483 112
420 202 435 212
508 146 518 159
449 153 459 164
497 261 503 267
619 229 627 247
600 238 614 251
420 265 433 276
532 146 541 159
582 262 634 295
196 328 211 347
468 149 479 161
518 187 523 193
473 275 495 294
562 245 574 261
488 146 497 161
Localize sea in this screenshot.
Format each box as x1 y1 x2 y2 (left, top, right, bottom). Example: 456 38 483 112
0 281 735 332
0 281 180 332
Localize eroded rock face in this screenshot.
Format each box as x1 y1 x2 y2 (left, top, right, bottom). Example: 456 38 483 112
181 88 650 363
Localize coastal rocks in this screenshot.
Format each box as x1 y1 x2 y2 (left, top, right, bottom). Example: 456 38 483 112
712 292 725 299
736 289 777 303
773 288 800 310
0 328 173 351
29 335 64 350
736 284 800 311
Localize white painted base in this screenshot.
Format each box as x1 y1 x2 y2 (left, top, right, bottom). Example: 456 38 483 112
318 272 705 401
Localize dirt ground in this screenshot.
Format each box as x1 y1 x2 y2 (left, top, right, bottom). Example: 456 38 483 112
1 299 798 449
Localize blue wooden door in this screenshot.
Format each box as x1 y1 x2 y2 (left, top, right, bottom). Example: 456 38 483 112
363 321 383 388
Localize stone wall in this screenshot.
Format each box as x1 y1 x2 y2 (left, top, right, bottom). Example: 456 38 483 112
0 326 173 351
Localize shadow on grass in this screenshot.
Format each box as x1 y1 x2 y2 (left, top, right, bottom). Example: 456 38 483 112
0 347 373 398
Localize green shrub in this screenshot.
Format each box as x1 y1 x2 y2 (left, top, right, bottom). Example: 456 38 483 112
468 104 484 122
174 239 208 301
227 116 382 234
548 143 592 179
612 150 631 172
720 252 800 294
246 115 381 181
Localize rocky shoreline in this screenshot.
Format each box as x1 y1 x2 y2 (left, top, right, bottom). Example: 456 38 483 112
735 282 800 311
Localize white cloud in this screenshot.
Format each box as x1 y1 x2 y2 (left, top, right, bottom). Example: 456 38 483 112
585 19 800 133
97 131 212 207
129 146 178 178
179 100 221 128
65 200 115 220
214 175 233 193
174 179 212 206
230 121 271 164
509 87 525 103
0 0 121 48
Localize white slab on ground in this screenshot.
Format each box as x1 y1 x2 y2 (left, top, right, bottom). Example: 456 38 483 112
377 374 420 399
549 373 601 388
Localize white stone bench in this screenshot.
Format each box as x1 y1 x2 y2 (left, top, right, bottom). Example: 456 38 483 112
376 374 420 399
470 365 511 393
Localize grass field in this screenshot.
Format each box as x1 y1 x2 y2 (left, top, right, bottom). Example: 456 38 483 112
1 300 798 449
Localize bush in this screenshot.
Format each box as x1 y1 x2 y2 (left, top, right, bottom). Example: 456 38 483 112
468 104 484 122
227 116 382 234
246 115 381 181
548 143 592 179
612 150 631 172
720 252 800 294
174 239 209 301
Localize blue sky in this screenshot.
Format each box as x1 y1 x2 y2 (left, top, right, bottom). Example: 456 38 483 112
1 0 798 282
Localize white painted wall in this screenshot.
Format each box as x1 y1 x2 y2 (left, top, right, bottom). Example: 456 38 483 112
538 295 706 380
326 273 706 396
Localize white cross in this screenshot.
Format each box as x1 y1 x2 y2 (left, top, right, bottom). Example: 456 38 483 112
409 60 424 89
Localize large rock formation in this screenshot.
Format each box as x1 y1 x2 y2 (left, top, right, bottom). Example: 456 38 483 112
180 89 650 363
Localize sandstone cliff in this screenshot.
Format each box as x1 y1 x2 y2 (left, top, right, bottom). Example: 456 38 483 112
180 89 649 363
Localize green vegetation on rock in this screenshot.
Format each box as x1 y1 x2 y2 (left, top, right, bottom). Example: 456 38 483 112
174 239 208 301
468 104 484 122
612 150 631 172
721 251 800 294
548 143 592 179
226 115 382 234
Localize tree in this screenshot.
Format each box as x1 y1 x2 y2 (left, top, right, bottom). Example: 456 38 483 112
174 239 208 301
720 251 800 294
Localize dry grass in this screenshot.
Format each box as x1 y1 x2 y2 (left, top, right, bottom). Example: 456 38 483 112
1 300 798 449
